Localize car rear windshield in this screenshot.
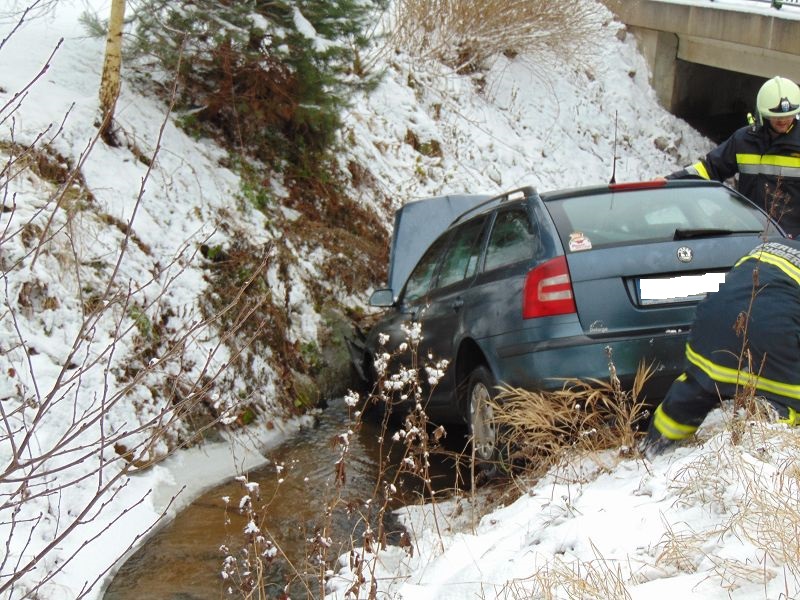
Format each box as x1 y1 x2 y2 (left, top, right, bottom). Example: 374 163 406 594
545 186 771 252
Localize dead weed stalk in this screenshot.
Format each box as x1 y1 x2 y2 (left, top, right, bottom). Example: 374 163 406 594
221 321 459 598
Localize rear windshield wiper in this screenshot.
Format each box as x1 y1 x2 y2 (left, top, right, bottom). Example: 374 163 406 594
673 228 735 240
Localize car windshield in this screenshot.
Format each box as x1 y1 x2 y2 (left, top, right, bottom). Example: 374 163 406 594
546 186 771 252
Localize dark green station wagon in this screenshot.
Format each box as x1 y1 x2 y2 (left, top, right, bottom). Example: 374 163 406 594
349 180 784 466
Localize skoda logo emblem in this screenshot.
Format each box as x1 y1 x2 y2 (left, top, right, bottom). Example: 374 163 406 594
677 246 693 263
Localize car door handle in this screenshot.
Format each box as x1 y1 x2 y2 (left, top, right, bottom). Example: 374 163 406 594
451 298 464 311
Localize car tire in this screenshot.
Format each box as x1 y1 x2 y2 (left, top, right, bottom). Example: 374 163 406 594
465 365 500 473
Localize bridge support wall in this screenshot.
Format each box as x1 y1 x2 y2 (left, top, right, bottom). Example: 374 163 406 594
608 0 800 112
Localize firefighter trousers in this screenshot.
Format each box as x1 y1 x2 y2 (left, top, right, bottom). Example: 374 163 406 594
653 372 800 441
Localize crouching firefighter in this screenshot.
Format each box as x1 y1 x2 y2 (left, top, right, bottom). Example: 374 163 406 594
641 240 800 457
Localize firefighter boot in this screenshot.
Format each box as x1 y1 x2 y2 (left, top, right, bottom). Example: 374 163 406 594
639 424 675 459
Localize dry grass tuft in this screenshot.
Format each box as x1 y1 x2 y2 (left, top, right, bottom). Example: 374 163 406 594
723 428 800 586
490 362 653 478
655 520 708 574
660 408 800 593
498 541 633 599
389 0 608 74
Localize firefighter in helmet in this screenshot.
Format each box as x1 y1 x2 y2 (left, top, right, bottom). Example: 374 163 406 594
667 76 800 237
641 240 800 457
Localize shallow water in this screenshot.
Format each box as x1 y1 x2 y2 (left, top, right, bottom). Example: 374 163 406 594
103 398 468 599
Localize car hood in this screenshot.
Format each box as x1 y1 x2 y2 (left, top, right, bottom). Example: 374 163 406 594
387 193 491 295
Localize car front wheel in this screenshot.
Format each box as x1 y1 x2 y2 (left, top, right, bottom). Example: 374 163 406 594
466 365 498 469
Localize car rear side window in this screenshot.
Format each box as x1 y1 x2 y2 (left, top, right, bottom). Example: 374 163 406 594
484 207 537 271
435 217 487 289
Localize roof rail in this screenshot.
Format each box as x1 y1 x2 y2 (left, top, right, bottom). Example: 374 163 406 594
451 185 537 225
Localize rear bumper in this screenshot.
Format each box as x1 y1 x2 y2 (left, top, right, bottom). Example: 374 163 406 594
492 330 689 401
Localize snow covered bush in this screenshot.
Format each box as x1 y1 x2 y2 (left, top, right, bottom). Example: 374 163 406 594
390 0 607 74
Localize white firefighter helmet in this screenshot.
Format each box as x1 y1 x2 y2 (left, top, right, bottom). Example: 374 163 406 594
756 76 800 119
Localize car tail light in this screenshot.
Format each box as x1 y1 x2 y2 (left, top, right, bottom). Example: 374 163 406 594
523 256 576 319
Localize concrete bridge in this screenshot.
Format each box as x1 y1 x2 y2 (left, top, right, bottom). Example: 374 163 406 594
606 0 800 140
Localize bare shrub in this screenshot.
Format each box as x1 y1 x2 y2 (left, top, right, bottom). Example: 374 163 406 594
222 322 456 599
389 0 608 73
0 20 271 598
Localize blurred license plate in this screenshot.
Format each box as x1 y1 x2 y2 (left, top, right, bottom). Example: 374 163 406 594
639 272 726 305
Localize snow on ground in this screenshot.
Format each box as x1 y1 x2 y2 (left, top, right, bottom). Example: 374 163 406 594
326 409 800 599
340 15 710 207
1 0 797 599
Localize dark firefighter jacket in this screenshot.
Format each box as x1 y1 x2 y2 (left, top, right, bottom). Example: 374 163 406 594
684 240 800 411
667 119 800 237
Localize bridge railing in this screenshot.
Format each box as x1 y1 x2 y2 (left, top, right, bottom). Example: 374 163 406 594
714 0 800 8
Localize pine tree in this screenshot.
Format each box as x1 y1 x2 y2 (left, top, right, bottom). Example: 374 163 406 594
130 0 386 173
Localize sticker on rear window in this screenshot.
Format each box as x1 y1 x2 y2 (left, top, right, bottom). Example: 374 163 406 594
568 232 592 252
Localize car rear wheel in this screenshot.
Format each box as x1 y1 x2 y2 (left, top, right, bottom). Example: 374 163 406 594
466 366 499 470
